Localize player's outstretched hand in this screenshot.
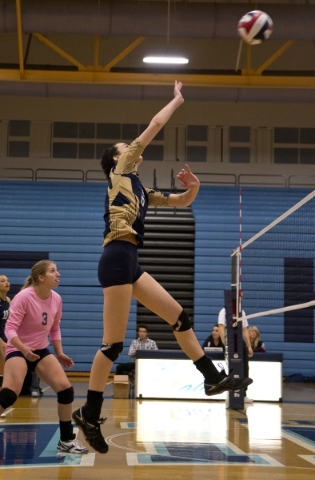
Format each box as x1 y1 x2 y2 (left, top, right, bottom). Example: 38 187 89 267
176 164 200 189
174 80 184 102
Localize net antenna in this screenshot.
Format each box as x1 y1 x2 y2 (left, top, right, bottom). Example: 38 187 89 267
231 189 315 323
231 188 243 327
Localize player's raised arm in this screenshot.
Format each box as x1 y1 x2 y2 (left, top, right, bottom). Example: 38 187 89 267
138 80 184 149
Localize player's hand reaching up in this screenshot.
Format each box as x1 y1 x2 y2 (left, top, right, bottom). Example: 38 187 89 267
176 164 200 189
174 80 184 102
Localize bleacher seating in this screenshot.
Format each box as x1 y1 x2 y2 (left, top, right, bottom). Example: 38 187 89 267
0 181 136 371
1 181 314 376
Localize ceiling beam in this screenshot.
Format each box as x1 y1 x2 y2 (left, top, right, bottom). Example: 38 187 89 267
102 37 146 72
32 33 87 71
15 0 24 77
94 35 100 69
0 69 315 89
254 41 294 76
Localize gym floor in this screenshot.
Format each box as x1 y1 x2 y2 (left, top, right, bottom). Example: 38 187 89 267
0 378 314 480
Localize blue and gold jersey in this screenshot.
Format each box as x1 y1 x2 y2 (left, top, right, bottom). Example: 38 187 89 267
103 138 170 247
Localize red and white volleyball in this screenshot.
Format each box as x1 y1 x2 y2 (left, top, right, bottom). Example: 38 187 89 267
237 10 273 45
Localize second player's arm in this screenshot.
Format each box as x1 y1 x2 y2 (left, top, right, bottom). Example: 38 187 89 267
242 328 253 357
218 324 226 345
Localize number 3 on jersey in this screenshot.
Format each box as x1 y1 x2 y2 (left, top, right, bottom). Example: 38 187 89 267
42 312 48 326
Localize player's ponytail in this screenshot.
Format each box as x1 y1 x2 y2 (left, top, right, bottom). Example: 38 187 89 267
100 146 118 179
21 276 33 290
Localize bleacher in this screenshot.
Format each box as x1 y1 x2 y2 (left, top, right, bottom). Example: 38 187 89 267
0 180 137 371
1 181 314 376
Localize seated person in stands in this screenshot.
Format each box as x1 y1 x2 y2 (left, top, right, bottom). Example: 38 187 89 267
202 324 224 350
248 326 266 352
116 324 158 377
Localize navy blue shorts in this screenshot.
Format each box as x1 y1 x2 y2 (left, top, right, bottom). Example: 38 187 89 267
5 348 51 372
98 240 144 288
0 320 7 343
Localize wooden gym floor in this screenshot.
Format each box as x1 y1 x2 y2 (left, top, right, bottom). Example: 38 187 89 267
0 378 315 480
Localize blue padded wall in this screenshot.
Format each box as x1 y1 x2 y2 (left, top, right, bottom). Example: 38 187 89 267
1 181 314 376
0 181 136 372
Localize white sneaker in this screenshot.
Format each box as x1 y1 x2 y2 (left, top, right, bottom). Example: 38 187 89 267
31 390 40 397
57 438 89 454
244 396 254 403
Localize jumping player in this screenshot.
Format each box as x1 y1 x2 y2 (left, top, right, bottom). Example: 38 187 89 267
72 81 253 453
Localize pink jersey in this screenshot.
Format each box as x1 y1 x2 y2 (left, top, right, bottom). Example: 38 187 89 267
5 286 62 355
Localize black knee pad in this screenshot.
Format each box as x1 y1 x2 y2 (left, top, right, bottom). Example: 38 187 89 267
0 388 17 409
57 386 74 405
100 342 123 362
173 309 192 332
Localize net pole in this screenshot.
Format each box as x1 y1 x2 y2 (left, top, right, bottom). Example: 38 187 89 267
236 188 243 326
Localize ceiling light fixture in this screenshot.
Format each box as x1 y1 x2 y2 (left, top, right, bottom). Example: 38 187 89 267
143 56 189 64
143 0 189 66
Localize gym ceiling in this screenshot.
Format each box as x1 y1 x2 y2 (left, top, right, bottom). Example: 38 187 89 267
1 0 315 102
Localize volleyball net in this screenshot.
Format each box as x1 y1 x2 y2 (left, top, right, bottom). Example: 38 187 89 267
231 190 315 323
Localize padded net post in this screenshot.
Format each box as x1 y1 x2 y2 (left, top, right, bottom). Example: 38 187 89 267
224 289 244 409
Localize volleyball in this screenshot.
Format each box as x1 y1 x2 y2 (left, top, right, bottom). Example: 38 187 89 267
237 10 273 45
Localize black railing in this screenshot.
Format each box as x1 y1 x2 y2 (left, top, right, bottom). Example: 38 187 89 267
1 168 35 181
170 169 177 193
194 172 237 186
153 168 157 189
1 167 315 189
35 168 84 182
288 175 315 188
85 170 106 183
238 174 287 187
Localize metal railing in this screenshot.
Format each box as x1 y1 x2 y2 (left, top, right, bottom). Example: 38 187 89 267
85 170 106 183
153 168 157 189
0 168 35 181
238 174 287 187
288 175 315 188
193 172 237 186
1 167 315 190
170 169 177 193
35 168 84 182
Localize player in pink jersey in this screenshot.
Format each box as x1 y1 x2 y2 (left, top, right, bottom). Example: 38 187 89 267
0 260 88 455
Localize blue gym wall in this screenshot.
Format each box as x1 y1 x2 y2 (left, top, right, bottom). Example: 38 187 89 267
0 181 314 377
0 181 136 371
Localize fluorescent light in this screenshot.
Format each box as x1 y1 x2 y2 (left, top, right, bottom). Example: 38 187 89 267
143 56 189 64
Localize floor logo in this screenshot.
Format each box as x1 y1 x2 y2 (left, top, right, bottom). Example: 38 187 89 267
0 423 94 469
